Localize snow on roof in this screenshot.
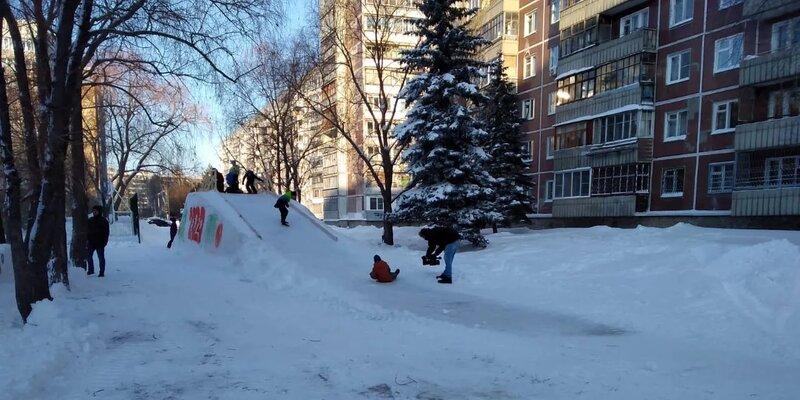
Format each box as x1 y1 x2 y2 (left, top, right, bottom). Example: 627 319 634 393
555 66 594 81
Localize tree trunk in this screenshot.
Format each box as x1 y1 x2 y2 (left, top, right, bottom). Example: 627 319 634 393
69 86 89 270
381 156 394 246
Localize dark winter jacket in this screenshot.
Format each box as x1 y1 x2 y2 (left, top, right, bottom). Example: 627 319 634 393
421 227 460 257
274 193 290 209
215 172 224 192
242 170 264 185
169 220 178 239
87 215 110 248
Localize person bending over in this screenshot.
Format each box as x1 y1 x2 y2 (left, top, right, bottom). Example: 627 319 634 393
419 226 460 284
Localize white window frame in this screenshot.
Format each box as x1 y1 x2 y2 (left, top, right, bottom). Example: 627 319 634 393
708 162 734 194
548 91 557 115
545 180 554 202
549 45 559 74
664 109 689 141
546 136 554 159
666 50 691 85
669 0 693 27
554 168 592 199
551 0 560 24
718 0 742 10
522 140 533 161
661 168 685 197
764 156 800 187
620 8 649 37
523 54 536 79
366 196 384 211
521 99 534 120
714 33 744 73
771 17 800 53
711 100 738 134
524 11 537 36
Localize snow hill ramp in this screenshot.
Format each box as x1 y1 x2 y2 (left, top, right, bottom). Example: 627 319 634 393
176 191 338 256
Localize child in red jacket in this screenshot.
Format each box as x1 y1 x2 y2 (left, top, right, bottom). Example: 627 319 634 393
370 255 399 283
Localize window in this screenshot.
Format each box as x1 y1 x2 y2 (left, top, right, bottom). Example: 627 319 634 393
549 45 559 74
771 17 800 52
556 53 656 106
768 89 800 119
548 91 557 115
555 122 587 150
367 197 384 211
714 33 744 73
551 0 560 24
521 99 534 120
711 100 738 134
595 111 638 143
524 11 537 36
546 136 554 159
708 162 734 193
664 109 689 141
620 8 649 37
554 169 591 198
545 180 554 202
479 12 518 42
764 156 800 187
592 164 651 195
560 16 598 57
521 140 533 161
670 0 693 27
523 54 536 79
661 168 685 197
719 0 742 10
666 50 691 84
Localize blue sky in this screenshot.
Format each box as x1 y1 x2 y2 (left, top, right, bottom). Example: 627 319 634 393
192 0 314 173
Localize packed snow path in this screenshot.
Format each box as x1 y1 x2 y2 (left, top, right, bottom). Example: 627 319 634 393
2 220 800 399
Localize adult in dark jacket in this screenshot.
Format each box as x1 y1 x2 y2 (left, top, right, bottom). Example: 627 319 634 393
419 226 461 284
87 205 110 277
213 168 225 192
167 217 178 248
242 170 264 194
273 191 292 226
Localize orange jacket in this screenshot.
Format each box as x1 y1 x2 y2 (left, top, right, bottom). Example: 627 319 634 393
371 260 396 283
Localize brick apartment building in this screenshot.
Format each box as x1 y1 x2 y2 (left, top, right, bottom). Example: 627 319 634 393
517 0 800 225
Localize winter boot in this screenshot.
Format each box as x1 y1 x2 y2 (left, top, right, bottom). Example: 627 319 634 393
437 275 452 284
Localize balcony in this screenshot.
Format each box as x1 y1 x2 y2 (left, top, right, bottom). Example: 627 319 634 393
554 137 654 171
557 29 657 77
553 146 590 171
556 83 653 125
732 187 800 216
743 0 800 21
735 116 800 151
552 195 636 217
740 48 800 87
560 0 648 29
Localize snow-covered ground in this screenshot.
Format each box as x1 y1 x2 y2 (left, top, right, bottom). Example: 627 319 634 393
1 222 799 399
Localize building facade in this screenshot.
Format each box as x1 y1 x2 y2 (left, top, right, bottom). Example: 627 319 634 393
519 0 800 222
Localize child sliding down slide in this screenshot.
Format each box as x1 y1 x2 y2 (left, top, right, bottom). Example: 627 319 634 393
370 255 399 283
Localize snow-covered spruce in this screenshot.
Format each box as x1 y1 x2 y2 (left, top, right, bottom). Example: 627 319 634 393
479 59 534 225
393 0 499 247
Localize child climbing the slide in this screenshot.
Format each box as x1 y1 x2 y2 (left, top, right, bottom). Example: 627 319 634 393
274 191 293 226
370 255 399 283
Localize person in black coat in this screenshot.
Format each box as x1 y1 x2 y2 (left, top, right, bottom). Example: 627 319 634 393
213 168 225 192
167 217 178 249
87 205 110 277
242 170 264 194
419 226 461 284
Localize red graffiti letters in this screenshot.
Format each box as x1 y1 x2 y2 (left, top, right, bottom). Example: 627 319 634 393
188 206 205 243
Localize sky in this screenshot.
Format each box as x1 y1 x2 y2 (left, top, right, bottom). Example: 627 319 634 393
191 0 315 174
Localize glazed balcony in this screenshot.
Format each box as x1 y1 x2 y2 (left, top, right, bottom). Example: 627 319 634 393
556 83 654 125
554 137 653 171
552 195 636 217
732 187 800 216
557 28 657 77
743 0 800 21
734 116 800 151
740 48 800 87
560 0 647 30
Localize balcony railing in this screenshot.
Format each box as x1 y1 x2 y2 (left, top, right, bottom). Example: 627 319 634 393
552 195 636 217
740 48 800 86
557 28 657 77
732 187 800 216
553 137 653 171
743 0 800 21
560 0 648 30
556 83 653 125
735 115 800 151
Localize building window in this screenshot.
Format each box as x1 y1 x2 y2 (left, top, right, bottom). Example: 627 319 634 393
771 17 800 52
546 136 554 159
620 8 649 37
559 16 598 57
523 54 536 79
664 109 689 141
719 0 742 10
661 168 685 197
768 89 800 119
670 0 693 27
764 156 800 187
592 164 651 195
549 45 559 74
521 99 534 120
714 33 744 73
556 53 655 106
479 12 518 42
545 180 554 202
708 162 734 193
521 140 533 161
595 111 639 144
554 169 591 199
555 122 587 150
551 0 560 24
524 11 537 36
367 197 384 211
711 100 738 134
548 91 557 115
666 50 691 84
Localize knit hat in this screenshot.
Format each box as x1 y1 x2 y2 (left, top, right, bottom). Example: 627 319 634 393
373 255 381 262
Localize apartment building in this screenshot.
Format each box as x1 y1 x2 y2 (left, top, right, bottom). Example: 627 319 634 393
520 0 800 223
469 0 521 84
